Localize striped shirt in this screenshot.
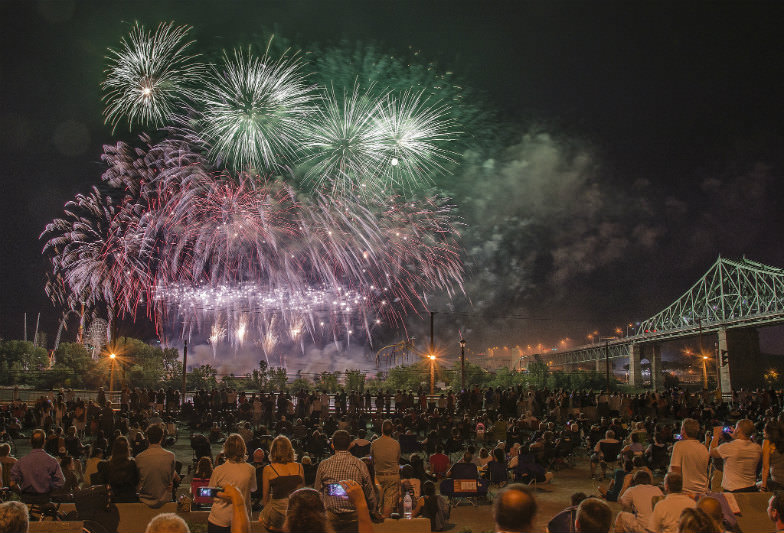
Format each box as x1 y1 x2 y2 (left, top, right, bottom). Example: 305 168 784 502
314 451 376 514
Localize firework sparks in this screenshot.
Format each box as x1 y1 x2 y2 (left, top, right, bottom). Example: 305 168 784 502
195 49 314 171
102 22 202 131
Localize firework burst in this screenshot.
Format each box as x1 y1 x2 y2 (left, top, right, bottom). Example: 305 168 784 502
195 49 315 171
102 22 202 132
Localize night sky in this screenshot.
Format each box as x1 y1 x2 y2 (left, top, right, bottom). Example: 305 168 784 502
2 1 783 355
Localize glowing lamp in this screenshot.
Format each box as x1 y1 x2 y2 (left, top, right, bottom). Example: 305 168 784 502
391 157 399 166
428 355 435 360
109 353 116 359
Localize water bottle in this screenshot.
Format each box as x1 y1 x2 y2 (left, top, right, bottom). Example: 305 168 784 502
403 491 413 519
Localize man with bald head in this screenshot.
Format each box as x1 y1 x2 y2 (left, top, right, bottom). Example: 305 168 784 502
697 497 731 533
493 484 537 533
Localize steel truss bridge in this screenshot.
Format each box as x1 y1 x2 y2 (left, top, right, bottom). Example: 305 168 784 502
549 256 784 366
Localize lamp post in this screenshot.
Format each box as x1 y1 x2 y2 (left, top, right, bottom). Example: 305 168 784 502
109 352 116 393
460 339 467 391
702 355 709 389
428 354 436 395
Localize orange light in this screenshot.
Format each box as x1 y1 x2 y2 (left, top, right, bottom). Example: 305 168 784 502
428 355 436 360
109 353 116 359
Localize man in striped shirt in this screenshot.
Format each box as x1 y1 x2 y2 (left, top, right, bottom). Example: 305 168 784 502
314 430 377 533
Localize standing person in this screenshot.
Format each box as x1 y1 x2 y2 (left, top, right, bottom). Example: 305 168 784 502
207 434 256 533
761 421 784 491
647 472 696 533
709 419 762 492
136 425 179 508
314 430 377 533
370 420 400 518
259 436 303 532
669 418 709 493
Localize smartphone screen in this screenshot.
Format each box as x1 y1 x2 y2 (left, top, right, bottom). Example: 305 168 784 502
674 434 682 440
198 487 222 498
326 483 348 499
723 426 732 433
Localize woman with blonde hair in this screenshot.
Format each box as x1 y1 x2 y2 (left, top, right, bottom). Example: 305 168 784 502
207 434 256 533
260 436 304 532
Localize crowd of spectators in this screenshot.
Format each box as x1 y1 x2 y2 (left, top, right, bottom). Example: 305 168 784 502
1 384 784 532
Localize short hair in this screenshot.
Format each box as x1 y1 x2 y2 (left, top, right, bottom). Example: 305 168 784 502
0 444 10 457
144 512 189 533
493 484 537 532
605 430 615 439
575 497 612 533
382 420 394 436
332 430 351 451
146 424 164 445
286 488 327 533
769 492 784 518
270 436 295 464
664 471 683 493
31 429 46 449
223 433 247 462
571 492 588 506
682 418 700 439
679 508 720 533
0 501 29 533
736 419 755 438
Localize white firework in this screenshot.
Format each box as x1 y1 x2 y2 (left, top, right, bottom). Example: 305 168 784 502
374 91 454 189
102 22 202 131
196 49 315 171
300 86 387 193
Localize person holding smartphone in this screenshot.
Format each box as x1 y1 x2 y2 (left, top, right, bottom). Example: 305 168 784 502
207 434 257 533
668 418 709 494
709 419 762 492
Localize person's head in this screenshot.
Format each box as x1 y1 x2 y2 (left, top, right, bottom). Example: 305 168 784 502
575 497 612 533
681 418 700 440
493 447 506 463
194 456 213 479
252 448 266 464
382 419 394 436
462 451 473 463
493 484 537 533
223 433 247 462
570 492 588 507
697 497 724 530
735 418 755 439
285 488 329 533
401 464 414 479
632 456 645 469
270 435 295 464
664 472 683 494
623 460 633 473
331 430 351 451
110 436 131 463
30 429 45 449
479 447 489 458
768 492 784 526
631 469 651 486
422 480 436 497
0 444 10 458
144 513 189 533
605 430 615 440
60 455 74 471
301 455 312 466
0 501 29 533
678 508 720 533
146 424 164 445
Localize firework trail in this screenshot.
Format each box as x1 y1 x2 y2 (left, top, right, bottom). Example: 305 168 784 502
102 22 202 132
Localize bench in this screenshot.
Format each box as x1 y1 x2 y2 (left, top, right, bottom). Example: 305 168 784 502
28 523 84 533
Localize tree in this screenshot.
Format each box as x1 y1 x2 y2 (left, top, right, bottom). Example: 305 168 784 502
189 365 218 390
269 367 288 392
314 371 339 392
526 358 550 390
0 340 50 385
447 360 492 390
344 369 366 392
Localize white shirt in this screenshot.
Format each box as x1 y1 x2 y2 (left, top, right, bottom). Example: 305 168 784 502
669 439 709 493
619 483 663 528
716 438 762 491
648 493 696 533
207 460 257 527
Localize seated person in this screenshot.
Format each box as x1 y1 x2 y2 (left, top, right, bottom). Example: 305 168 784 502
485 448 508 486
547 492 588 533
412 480 450 531
447 451 479 479
509 448 553 484
191 456 214 507
400 464 421 499
428 445 450 479
621 432 645 462
300 455 317 486
590 430 621 479
598 459 633 502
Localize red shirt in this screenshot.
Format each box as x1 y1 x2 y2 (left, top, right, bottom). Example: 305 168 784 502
429 453 450 475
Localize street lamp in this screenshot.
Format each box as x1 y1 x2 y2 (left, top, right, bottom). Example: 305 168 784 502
428 354 436 395
459 339 467 391
702 355 709 389
109 353 116 393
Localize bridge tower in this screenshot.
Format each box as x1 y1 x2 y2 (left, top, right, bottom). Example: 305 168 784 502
717 327 761 394
628 344 642 387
